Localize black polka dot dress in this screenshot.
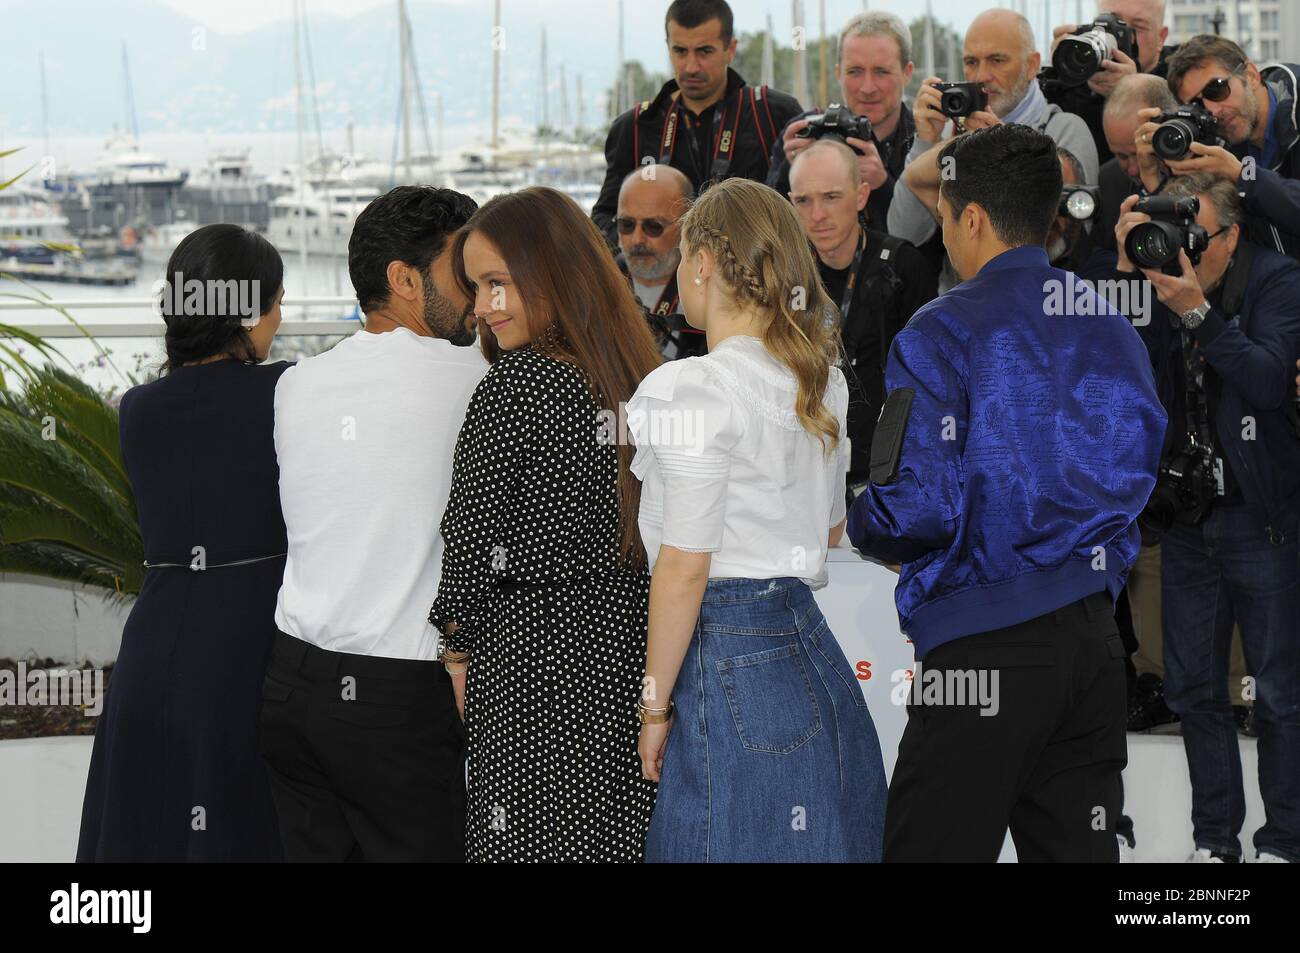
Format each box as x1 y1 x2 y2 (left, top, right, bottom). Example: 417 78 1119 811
429 345 656 862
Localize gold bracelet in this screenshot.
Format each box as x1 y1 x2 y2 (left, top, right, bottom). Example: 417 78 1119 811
638 700 674 725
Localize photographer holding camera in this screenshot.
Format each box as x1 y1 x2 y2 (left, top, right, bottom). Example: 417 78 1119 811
766 10 915 229
1158 35 1300 262
888 8 1097 283
1094 74 1180 251
1042 0 1177 165
1114 172 1300 863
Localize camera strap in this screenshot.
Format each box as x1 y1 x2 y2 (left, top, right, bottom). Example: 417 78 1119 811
659 86 745 183
836 228 868 328
1179 329 1214 449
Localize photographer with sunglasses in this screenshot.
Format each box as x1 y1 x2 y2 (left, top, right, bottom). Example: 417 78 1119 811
1155 35 1300 262
1114 172 1300 863
613 165 704 360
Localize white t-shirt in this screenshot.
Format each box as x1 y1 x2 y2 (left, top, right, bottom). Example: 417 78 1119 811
273 326 488 659
628 334 849 589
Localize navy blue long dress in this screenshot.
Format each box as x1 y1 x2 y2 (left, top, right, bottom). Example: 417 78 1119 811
77 359 291 862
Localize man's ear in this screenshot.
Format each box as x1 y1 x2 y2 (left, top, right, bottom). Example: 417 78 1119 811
386 260 418 303
1027 50 1042 77
856 181 870 212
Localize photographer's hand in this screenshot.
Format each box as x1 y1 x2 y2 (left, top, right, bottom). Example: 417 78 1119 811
1050 23 1078 58
1142 250 1208 316
1166 143 1244 183
1134 107 1167 193
846 137 888 189
782 117 817 164
913 76 948 145
1088 48 1137 98
964 109 1001 132
1114 194 1151 273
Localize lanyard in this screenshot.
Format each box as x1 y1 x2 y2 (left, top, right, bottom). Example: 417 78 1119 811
659 87 744 184
836 229 868 328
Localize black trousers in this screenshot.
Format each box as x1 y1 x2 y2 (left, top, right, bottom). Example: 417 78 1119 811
258 630 467 862
884 591 1128 862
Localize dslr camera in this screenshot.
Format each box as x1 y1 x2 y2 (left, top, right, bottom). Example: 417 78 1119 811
931 82 988 119
1151 104 1221 161
1124 195 1209 276
796 104 875 154
1138 437 1219 545
1052 12 1140 86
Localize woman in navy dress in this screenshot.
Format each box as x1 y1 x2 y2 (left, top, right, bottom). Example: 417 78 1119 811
77 225 289 861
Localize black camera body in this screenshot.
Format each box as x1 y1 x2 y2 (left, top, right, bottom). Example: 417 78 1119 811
1152 104 1221 161
1052 12 1140 86
931 82 988 119
796 104 875 154
1139 437 1220 544
1124 195 1210 276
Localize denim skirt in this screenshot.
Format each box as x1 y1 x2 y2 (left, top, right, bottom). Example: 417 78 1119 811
644 577 887 862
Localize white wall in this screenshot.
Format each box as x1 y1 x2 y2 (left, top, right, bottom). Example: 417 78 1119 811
0 574 128 666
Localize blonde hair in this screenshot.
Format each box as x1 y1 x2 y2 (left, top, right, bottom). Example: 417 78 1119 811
680 177 842 452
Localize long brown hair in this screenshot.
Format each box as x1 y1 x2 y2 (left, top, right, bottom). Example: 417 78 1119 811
678 177 842 451
453 186 665 568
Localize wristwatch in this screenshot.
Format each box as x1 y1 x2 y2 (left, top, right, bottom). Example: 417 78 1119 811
1180 300 1211 330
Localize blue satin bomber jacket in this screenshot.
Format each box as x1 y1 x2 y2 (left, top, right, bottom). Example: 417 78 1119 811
848 245 1167 660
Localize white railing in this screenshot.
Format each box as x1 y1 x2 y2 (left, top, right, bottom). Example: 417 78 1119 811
0 296 360 338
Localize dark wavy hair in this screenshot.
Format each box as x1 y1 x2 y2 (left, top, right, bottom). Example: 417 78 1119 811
348 185 478 313
160 224 283 372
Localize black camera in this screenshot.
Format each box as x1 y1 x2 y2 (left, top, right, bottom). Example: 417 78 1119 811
1151 104 1221 161
796 104 875 154
1124 195 1209 276
931 82 988 119
1052 12 1140 86
1059 185 1099 220
1138 438 1219 544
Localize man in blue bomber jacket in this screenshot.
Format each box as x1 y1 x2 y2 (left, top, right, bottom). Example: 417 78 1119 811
847 124 1167 863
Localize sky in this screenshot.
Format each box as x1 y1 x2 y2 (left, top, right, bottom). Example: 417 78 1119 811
149 0 1093 56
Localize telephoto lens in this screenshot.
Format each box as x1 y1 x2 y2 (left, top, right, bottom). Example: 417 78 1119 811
1053 27 1117 85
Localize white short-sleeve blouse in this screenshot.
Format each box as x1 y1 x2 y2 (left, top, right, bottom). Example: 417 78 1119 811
628 334 850 589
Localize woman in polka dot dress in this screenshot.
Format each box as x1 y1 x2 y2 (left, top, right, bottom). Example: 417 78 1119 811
429 187 665 862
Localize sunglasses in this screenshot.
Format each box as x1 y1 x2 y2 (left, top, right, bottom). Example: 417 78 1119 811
1192 66 1244 105
615 216 669 238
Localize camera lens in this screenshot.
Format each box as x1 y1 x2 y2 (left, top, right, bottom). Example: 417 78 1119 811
1127 221 1179 270
1153 119 1195 161
1053 31 1111 85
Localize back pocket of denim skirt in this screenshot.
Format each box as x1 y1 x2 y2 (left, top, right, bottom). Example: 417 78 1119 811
716 642 822 754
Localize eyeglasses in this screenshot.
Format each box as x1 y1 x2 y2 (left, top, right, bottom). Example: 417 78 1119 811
615 216 670 238
1192 66 1244 105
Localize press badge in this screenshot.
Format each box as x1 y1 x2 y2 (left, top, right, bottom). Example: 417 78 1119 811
1214 456 1225 497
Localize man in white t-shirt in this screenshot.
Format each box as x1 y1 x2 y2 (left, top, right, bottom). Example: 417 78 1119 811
260 185 486 862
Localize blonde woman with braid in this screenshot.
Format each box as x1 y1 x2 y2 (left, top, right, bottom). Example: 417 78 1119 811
629 177 887 862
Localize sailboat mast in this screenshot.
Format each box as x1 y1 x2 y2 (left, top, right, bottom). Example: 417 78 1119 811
491 0 501 149
293 0 308 291
401 0 412 181
39 51 51 162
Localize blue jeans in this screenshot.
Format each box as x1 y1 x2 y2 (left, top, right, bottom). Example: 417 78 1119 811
644 577 887 862
1162 502 1300 862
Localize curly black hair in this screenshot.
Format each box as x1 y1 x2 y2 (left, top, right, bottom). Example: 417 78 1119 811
348 185 478 313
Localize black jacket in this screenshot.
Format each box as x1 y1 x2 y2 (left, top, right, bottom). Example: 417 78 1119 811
821 227 937 486
1234 63 1300 262
592 69 802 249
1042 44 1179 166
765 104 917 230
1124 242 1300 533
